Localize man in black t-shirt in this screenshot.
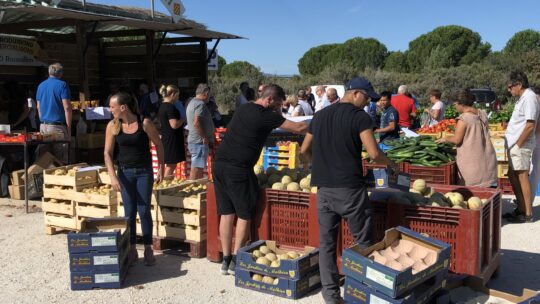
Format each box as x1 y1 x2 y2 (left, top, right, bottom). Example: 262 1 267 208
301 77 398 304
213 84 308 275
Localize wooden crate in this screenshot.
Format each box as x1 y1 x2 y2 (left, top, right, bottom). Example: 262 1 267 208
8 185 24 200
157 223 206 242
76 202 118 218
43 185 77 201
98 168 111 185
44 212 81 231
11 170 25 185
417 132 442 139
156 192 206 211
43 164 97 187
117 191 158 205
157 206 205 226
76 187 117 206
42 198 75 216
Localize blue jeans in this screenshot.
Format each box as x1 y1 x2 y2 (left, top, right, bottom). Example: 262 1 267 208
117 166 154 245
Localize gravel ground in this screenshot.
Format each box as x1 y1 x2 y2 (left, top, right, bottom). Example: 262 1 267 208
0 195 538 304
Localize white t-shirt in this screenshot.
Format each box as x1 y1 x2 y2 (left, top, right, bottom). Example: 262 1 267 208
315 98 331 112
298 100 313 116
505 88 539 148
429 100 445 126
27 97 37 129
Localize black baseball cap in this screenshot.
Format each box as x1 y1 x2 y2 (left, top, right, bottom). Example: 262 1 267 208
344 77 380 100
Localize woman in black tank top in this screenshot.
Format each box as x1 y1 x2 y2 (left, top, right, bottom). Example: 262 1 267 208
104 92 164 267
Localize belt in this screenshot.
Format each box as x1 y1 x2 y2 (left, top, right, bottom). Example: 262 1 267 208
42 121 66 126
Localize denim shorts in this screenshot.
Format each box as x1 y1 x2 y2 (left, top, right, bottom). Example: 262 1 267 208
188 143 209 169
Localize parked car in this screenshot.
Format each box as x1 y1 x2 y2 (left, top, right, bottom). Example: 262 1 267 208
470 88 501 110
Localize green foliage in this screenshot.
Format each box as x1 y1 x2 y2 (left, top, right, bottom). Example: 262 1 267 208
323 37 388 71
444 105 459 119
504 29 540 56
220 61 263 80
384 51 409 73
489 102 515 123
407 25 491 72
297 44 339 76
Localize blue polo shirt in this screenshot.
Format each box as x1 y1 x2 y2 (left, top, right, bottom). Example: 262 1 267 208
380 105 400 142
36 77 71 123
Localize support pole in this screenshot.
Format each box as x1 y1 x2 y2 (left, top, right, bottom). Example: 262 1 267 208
146 30 156 91
76 22 90 102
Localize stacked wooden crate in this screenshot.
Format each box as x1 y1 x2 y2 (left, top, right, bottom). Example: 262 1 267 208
42 163 96 234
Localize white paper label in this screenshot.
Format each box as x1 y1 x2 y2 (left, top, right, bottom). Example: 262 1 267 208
366 266 394 290
91 236 116 247
308 274 320 287
370 294 391 304
93 255 118 265
94 273 119 283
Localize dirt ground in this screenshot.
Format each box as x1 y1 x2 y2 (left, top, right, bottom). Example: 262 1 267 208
0 196 538 304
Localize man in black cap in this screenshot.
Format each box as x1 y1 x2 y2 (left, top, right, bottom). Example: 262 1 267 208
301 76 398 304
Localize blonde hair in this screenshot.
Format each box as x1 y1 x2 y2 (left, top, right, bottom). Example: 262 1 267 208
159 84 179 98
286 95 298 107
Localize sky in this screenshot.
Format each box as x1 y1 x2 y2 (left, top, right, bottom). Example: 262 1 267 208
89 0 540 75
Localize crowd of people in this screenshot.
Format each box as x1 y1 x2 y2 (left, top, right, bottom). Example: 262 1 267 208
3 61 540 303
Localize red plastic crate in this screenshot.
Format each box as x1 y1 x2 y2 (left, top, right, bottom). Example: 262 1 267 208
498 177 514 195
404 161 457 185
362 159 406 176
341 201 389 249
342 184 501 283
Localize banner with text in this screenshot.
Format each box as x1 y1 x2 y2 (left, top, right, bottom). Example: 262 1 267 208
0 34 47 66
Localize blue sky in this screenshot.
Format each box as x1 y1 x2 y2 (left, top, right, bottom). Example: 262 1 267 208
90 0 540 75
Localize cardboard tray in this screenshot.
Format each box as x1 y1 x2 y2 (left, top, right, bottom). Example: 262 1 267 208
67 218 129 254
69 238 129 272
342 226 451 299
236 240 319 280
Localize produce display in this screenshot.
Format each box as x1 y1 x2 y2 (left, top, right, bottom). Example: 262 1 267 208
254 165 315 193
382 136 455 167
389 179 487 209
161 182 206 197
80 184 112 195
417 119 456 133
52 166 85 177
251 273 280 285
250 244 302 268
368 239 438 274
153 177 187 190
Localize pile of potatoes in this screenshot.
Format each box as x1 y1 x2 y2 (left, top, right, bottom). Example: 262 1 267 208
161 207 198 216
254 165 316 193
173 183 206 197
251 273 280 285
252 244 301 268
81 184 112 195
153 177 186 190
51 166 85 177
46 198 70 205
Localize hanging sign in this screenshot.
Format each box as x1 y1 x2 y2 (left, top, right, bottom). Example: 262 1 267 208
0 34 47 66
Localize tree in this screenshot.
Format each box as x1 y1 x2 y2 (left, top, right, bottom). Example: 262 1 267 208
504 29 540 56
383 51 409 73
323 37 388 71
407 25 491 72
297 44 339 76
220 61 263 80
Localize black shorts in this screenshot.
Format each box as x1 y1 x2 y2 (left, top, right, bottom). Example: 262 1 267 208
212 162 259 220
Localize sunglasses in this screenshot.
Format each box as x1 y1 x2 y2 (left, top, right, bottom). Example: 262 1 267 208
507 83 519 90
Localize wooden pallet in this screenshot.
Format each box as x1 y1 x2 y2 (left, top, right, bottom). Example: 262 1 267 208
44 212 81 231
152 236 206 258
45 225 78 235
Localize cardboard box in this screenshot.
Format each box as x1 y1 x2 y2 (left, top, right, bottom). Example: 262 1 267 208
344 271 447 304
69 240 128 272
236 240 319 280
11 170 24 185
8 184 24 200
235 268 321 300
366 169 410 192
70 253 129 290
452 277 539 304
342 226 451 299
67 217 129 254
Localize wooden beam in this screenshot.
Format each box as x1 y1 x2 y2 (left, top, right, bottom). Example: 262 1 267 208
76 22 90 102
145 30 156 91
92 29 147 39
102 37 211 48
199 39 208 83
0 18 80 32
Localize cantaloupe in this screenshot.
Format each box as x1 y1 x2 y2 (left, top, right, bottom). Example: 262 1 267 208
281 175 292 185
412 179 427 194
252 274 263 281
255 257 271 266
262 276 274 284
272 182 286 190
253 165 264 175
252 250 262 258
287 251 300 259
265 253 277 261
259 245 271 255
278 253 289 260
311 187 317 193
299 178 310 189
287 182 300 191
270 260 280 268
467 196 482 210
273 278 279 285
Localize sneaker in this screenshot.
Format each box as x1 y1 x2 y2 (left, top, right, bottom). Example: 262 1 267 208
144 248 156 266
324 291 344 304
228 255 236 275
507 214 534 223
221 256 232 275
502 208 523 219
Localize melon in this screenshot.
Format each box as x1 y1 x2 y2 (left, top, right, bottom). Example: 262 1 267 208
281 175 292 185
299 177 310 189
445 192 464 206
255 257 271 266
287 182 300 191
272 182 286 190
452 204 463 209
273 278 279 285
262 276 275 284
252 250 262 258
270 260 280 268
259 245 271 255
311 187 317 193
253 165 264 175
467 196 482 210
265 253 277 261
278 253 290 260
252 274 263 282
287 251 300 259
412 179 427 194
